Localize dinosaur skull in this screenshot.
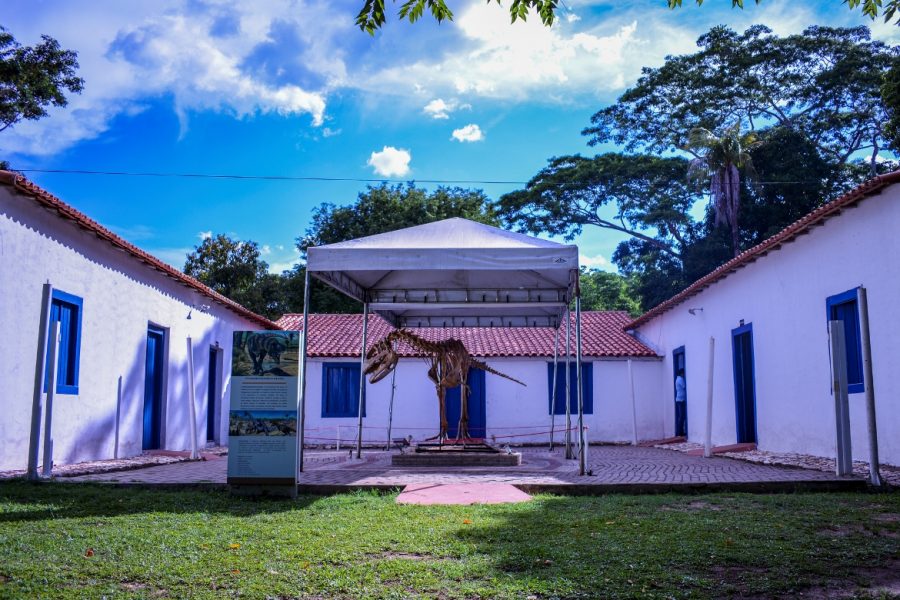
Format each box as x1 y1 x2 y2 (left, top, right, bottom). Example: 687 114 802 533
364 340 399 384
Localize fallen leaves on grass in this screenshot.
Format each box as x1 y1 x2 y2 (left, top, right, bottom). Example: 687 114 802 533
84 548 94 558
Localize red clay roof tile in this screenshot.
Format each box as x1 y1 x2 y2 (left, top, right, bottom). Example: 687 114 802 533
276 311 657 358
626 169 900 330
0 171 278 330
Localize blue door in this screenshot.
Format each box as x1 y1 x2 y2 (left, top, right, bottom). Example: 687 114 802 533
207 347 218 443
731 324 757 444
142 326 166 450
446 368 486 439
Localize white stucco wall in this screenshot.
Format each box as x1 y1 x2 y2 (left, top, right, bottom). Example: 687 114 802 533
635 185 900 466
300 356 665 445
0 187 260 470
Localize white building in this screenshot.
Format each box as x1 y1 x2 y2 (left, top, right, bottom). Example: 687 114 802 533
5 168 899 472
628 171 900 467
0 172 277 471
276 313 664 446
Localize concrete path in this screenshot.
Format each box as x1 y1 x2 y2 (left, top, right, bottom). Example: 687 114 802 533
396 483 533 505
63 446 863 493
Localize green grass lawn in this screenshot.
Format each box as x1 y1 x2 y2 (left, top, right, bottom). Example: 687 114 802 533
0 482 897 599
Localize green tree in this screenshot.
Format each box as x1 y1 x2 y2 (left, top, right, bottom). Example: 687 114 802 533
583 25 896 177
356 0 900 34
0 26 83 133
578 268 642 316
686 124 758 257
184 235 281 319
883 57 900 151
300 183 499 313
497 154 699 261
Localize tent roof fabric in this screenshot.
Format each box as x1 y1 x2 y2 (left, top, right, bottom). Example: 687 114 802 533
627 169 900 330
276 312 658 358
306 218 579 328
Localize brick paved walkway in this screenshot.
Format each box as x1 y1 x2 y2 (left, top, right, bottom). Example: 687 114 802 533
64 446 862 492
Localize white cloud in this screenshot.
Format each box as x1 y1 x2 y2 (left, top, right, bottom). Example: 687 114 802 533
451 123 484 142
260 244 272 255
580 253 610 269
424 98 456 119
322 126 341 137
367 146 411 177
198 230 213 241
2 1 341 156
565 13 581 23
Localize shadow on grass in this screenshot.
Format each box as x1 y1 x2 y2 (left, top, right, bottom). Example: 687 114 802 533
0 480 327 523
448 492 900 598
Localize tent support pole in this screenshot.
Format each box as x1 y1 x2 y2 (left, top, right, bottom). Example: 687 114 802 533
565 307 572 460
576 291 586 476
386 345 397 451
549 325 559 451
355 301 369 459
297 268 311 473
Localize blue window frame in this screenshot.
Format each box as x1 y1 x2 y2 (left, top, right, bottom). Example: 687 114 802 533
826 289 864 394
322 362 364 418
547 362 593 415
44 290 83 395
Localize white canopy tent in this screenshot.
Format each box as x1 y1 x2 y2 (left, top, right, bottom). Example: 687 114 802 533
296 218 589 474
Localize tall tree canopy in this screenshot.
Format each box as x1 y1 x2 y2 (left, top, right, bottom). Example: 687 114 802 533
298 183 499 313
584 25 896 175
0 26 83 134
184 234 285 320
356 0 900 33
686 124 758 256
497 154 698 261
578 269 642 316
502 25 898 311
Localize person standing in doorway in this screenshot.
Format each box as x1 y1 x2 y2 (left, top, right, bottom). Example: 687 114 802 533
675 368 687 437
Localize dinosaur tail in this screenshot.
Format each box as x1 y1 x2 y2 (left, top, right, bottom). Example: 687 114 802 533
470 359 526 386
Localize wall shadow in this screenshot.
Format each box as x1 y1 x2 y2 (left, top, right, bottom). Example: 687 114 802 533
0 480 322 523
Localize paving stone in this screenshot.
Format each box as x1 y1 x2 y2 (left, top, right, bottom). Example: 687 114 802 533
62 445 860 490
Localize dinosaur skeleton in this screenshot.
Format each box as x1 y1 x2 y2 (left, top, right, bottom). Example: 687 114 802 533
364 329 525 441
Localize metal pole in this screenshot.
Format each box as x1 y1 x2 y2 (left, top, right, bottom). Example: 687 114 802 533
356 302 369 459
576 293 586 476
628 359 638 446
565 307 572 459
186 337 199 460
298 268 311 472
828 320 852 476
704 337 715 458
549 325 559 451
28 283 53 481
41 321 60 478
857 287 882 486
114 375 122 459
386 346 397 451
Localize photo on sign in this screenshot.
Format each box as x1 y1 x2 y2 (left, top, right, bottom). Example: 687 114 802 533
229 410 298 437
232 331 299 377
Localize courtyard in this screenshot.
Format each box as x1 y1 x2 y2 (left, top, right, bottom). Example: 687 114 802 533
0 480 897 599
64 446 861 493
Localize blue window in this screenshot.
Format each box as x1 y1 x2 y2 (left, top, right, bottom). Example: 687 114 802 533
547 362 593 415
44 290 83 395
826 289 864 394
322 362 364 418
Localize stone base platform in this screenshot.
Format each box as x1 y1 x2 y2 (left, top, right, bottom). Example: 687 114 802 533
392 442 522 467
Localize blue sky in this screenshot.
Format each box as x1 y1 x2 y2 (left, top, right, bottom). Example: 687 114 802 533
4 0 898 274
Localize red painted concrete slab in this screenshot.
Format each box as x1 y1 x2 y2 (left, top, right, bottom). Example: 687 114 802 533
686 443 757 456
396 483 533 505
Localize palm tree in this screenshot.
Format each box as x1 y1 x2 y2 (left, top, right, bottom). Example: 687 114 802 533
686 124 758 257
